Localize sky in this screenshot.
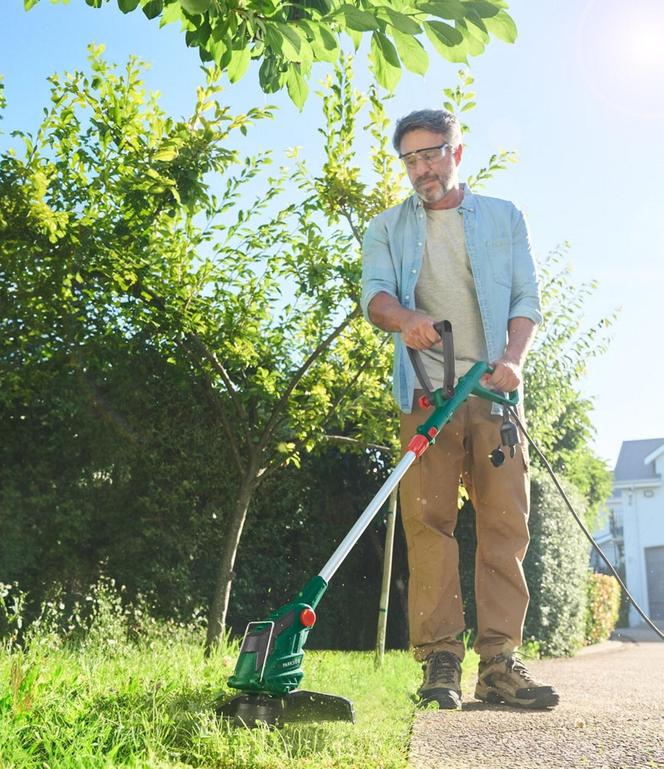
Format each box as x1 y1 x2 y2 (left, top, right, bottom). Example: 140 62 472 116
2 0 664 468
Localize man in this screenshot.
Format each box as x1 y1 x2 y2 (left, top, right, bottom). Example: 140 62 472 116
361 109 558 710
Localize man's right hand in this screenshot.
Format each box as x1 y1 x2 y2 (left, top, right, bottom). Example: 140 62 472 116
399 310 441 350
367 293 440 350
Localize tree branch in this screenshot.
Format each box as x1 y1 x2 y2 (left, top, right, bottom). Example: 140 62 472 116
187 354 245 476
254 305 361 458
339 204 364 246
259 326 387 482
181 331 250 426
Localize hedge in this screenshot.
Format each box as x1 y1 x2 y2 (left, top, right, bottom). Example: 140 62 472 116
585 572 621 645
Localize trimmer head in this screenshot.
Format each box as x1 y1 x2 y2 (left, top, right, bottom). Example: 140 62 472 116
217 575 355 727
217 690 355 728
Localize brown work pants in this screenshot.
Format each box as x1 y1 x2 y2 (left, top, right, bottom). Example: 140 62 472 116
399 393 530 662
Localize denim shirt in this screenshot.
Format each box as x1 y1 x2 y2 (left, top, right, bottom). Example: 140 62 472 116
361 185 542 413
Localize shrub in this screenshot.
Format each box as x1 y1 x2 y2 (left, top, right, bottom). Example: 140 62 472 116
585 572 621 645
523 465 589 656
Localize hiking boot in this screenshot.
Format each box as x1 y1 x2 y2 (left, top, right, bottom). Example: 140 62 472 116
475 652 559 709
417 651 462 710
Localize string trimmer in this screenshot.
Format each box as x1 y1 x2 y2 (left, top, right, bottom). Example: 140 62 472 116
217 321 520 727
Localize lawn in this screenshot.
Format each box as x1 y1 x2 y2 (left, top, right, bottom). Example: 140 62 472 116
0 582 487 769
0 630 429 769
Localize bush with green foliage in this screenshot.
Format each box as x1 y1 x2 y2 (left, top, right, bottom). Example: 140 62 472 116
523 466 589 656
585 572 621 645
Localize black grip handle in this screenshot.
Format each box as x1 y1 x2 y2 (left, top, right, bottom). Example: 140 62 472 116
406 319 455 398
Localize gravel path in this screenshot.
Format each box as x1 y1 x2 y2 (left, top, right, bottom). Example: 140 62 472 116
408 639 664 769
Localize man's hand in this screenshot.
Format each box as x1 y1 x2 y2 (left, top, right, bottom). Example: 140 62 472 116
366 293 440 349
400 310 441 350
481 358 522 392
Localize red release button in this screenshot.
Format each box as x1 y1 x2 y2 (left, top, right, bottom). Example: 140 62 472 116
300 607 316 628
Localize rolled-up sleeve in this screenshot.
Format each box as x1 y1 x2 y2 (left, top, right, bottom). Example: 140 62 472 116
509 206 543 325
361 214 398 322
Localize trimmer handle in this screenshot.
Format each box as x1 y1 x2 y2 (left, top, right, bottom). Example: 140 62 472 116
470 362 520 407
407 318 519 408
406 320 519 406
406 319 455 399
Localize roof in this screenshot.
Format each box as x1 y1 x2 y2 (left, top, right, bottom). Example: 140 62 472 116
614 439 664 482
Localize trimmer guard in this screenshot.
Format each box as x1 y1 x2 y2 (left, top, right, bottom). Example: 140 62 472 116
217 690 355 727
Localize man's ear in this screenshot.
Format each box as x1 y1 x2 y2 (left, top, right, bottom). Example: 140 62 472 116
453 143 464 166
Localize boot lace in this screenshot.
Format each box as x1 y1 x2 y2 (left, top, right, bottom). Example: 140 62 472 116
426 652 459 687
506 655 536 683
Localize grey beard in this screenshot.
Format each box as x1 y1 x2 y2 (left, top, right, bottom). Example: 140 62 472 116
415 180 451 203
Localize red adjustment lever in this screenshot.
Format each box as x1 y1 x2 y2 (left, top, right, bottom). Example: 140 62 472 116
418 395 432 410
407 434 430 458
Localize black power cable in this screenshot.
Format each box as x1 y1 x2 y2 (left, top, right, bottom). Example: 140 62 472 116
508 407 664 642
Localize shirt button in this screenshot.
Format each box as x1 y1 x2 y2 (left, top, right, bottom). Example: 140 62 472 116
405 295 410 300
411 268 417 274
417 241 422 247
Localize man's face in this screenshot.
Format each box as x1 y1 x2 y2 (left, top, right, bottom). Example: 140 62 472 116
399 129 462 206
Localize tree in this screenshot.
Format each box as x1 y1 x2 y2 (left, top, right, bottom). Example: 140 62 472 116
24 0 517 106
0 49 404 649
522 245 616 526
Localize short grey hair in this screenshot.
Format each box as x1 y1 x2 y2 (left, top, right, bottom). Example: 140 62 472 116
392 109 462 154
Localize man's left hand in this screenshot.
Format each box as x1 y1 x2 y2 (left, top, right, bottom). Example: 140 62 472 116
481 358 522 392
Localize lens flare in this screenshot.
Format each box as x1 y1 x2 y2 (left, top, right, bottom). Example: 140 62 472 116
577 0 664 119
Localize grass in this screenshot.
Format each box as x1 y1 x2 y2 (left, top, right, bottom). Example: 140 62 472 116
0 629 429 769
0 582 489 769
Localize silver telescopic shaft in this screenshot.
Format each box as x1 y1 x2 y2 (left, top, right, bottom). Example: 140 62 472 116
318 450 417 583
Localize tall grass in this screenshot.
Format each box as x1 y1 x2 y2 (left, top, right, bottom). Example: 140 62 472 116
0 580 427 769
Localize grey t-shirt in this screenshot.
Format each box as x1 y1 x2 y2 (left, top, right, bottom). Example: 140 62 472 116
414 206 487 389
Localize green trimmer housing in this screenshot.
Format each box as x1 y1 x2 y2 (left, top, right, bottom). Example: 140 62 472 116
226 575 327 696
217 322 519 727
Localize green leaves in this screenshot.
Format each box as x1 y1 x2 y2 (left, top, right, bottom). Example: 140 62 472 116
227 47 251 84
424 19 464 47
369 31 401 91
302 21 339 63
381 7 422 35
483 10 518 43
24 0 518 105
141 0 163 19
416 0 467 21
285 66 308 110
391 29 428 75
338 4 380 31
464 0 502 18
179 0 211 14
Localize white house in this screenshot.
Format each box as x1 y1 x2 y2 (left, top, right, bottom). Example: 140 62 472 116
592 438 664 627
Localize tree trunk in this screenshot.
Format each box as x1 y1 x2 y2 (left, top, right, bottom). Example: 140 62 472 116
205 477 256 653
